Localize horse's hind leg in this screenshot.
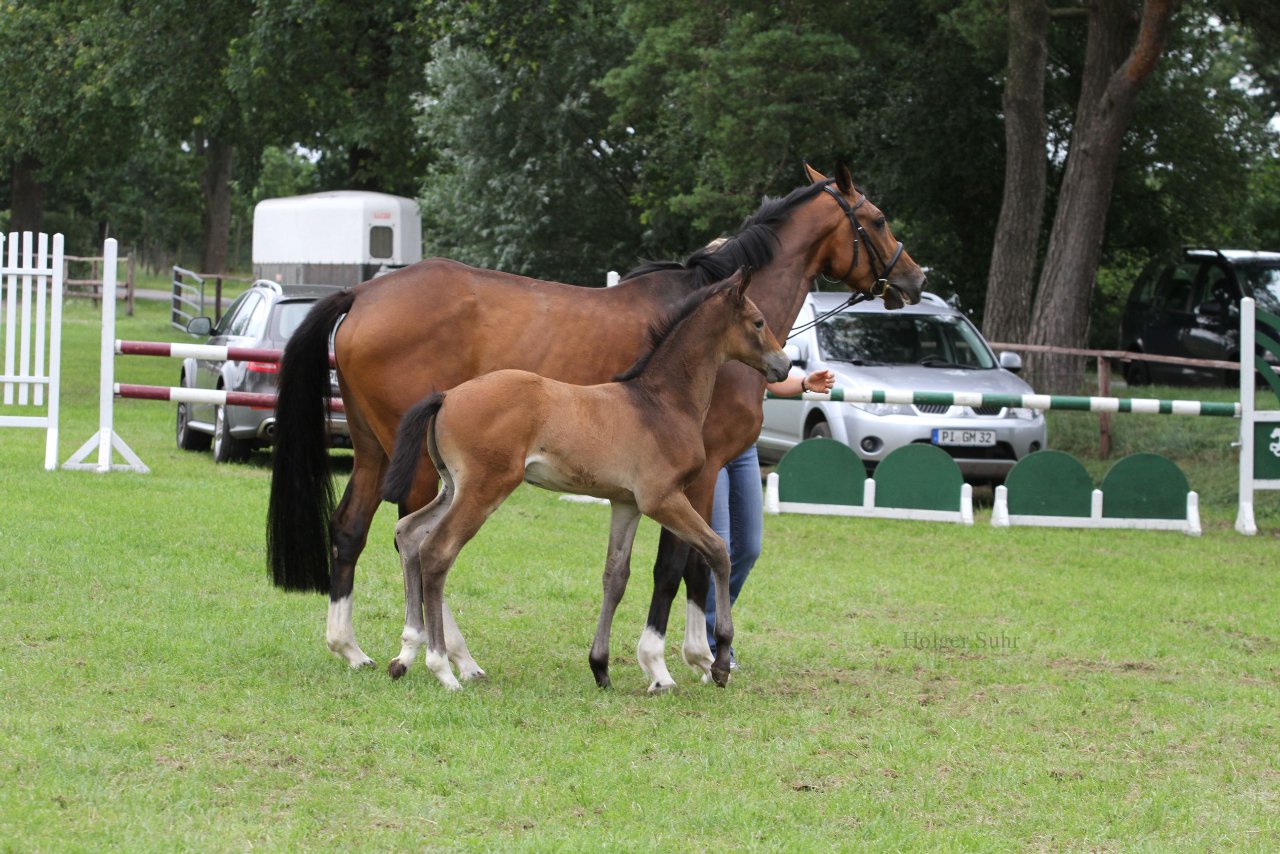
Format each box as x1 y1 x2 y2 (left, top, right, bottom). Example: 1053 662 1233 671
326 427 389 668
389 491 449 679
390 471 485 681
410 462 521 690
588 501 642 689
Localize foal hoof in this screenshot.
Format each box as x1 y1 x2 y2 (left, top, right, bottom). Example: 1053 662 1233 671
388 659 408 680
459 667 487 682
647 679 676 695
711 667 731 688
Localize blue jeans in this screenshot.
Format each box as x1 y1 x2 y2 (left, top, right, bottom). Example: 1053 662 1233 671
705 446 763 654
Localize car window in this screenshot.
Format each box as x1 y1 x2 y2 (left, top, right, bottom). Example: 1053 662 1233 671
1237 263 1280 314
214 291 256 336
1193 264 1237 311
818 313 995 369
1153 263 1197 313
273 301 316 340
226 292 263 337
243 294 271 339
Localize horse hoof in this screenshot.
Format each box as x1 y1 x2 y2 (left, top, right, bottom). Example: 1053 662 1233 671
350 656 376 670
711 667 730 687
459 667 487 682
647 679 676 695
388 659 407 680
595 673 612 690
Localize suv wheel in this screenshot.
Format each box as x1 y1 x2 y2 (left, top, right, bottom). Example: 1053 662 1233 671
805 419 832 440
176 401 211 451
212 405 249 463
1124 358 1151 387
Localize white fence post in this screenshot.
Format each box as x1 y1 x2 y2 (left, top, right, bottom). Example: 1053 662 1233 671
63 238 148 473
0 231 64 469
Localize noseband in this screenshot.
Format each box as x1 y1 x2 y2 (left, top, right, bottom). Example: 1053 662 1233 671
820 180 905 298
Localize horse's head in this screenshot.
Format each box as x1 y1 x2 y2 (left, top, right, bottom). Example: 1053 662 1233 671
715 267 791 383
803 163 925 310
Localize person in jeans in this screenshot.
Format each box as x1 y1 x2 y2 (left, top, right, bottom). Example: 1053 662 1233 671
706 367 835 666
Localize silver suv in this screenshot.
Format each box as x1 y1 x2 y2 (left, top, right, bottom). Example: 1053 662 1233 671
176 281 349 462
758 292 1046 483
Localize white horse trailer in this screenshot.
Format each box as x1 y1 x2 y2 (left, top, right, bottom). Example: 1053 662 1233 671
252 191 423 287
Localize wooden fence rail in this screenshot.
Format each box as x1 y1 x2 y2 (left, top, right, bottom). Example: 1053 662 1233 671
63 254 136 316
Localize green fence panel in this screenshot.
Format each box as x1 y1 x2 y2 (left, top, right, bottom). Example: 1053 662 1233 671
873 444 964 511
776 438 867 506
1100 453 1189 520
1005 450 1093 517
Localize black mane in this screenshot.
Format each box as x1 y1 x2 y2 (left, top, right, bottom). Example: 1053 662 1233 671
620 180 831 290
613 276 737 382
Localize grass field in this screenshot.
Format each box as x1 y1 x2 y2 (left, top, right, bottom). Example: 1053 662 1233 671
2 295 1279 851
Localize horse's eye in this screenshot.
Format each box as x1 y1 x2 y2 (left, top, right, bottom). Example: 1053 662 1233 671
754 319 765 329
875 217 887 230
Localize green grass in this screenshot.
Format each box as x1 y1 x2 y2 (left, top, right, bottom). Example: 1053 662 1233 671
2 297 1279 850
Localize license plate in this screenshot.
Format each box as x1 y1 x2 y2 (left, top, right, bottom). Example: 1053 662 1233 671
931 428 996 447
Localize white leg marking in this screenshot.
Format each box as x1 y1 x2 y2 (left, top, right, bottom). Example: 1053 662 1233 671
326 596 375 668
637 627 676 693
682 601 713 682
443 600 486 681
392 626 428 673
425 649 462 691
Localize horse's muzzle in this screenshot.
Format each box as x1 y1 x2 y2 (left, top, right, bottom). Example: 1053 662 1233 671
764 350 791 383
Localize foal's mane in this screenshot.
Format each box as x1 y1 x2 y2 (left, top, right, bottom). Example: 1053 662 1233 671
620 180 831 290
613 276 739 383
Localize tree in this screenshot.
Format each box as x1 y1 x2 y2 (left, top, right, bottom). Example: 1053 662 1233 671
1023 0 1175 392
0 1 128 236
418 0 643 281
982 0 1050 345
230 0 435 197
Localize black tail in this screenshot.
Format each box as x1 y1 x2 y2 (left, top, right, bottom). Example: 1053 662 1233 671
382 391 446 506
266 289 356 592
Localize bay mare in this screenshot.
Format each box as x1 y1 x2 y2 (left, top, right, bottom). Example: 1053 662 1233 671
381 269 790 690
267 163 925 688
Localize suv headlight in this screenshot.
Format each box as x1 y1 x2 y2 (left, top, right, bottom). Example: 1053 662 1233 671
1009 407 1038 420
851 402 915 416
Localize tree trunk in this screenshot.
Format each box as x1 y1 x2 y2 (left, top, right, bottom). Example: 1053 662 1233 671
1025 0 1175 392
8 154 46 236
983 0 1049 346
199 137 236 274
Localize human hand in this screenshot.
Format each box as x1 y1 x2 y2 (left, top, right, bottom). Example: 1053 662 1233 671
803 370 835 394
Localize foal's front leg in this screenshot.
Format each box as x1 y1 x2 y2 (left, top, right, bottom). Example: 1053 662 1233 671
644 494 734 688
588 501 642 689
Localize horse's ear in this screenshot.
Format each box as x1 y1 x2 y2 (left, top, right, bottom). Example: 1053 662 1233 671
803 162 827 184
732 266 753 302
835 161 855 195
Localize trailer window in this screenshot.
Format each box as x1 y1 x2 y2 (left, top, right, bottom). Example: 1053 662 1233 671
369 226 393 259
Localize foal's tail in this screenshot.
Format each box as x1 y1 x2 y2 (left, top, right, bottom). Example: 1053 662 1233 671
382 391 446 506
266 289 356 592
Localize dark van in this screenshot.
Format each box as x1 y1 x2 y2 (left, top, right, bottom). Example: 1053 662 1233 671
1118 248 1280 385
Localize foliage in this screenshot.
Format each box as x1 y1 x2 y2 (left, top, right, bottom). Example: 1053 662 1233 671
605 0 871 255
419 2 642 281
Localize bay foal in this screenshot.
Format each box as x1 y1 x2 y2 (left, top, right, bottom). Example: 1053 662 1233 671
381 269 789 691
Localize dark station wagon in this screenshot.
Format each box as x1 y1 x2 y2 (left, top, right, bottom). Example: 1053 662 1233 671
175 280 349 462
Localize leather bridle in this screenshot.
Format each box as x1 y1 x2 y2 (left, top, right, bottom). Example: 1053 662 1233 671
789 180 906 340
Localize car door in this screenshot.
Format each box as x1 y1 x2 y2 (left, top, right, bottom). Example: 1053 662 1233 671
1181 262 1239 379
195 291 260 423
1143 262 1198 380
